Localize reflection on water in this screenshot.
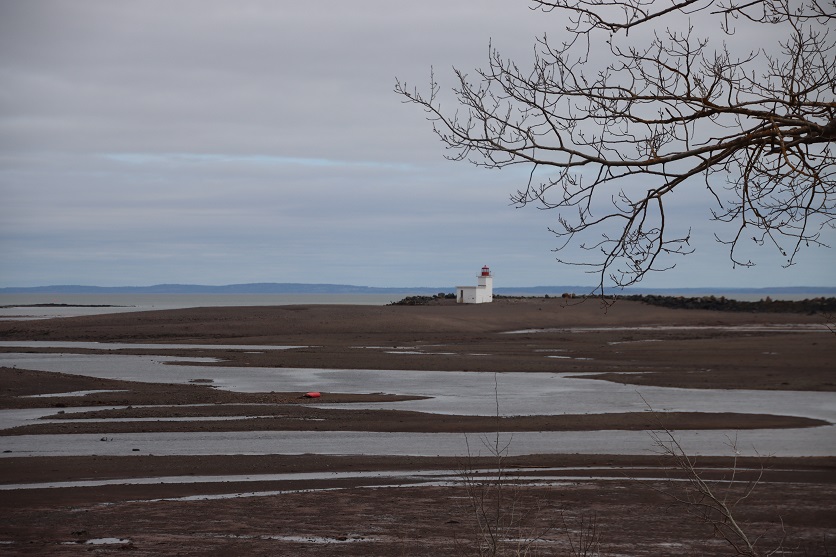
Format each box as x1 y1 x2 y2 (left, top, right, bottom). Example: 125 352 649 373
22 389 128 398
502 324 831 334
2 428 834 458
0 468 452 490
0 466 762 493
1 350 834 459
1 352 834 422
0 406 130 430
0 341 305 350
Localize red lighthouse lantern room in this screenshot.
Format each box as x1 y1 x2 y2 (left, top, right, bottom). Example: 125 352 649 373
481 265 491 276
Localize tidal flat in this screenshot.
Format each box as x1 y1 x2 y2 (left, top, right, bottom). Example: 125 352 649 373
0 298 834 555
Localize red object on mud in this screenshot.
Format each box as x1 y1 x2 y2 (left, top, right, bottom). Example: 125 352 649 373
304 392 321 398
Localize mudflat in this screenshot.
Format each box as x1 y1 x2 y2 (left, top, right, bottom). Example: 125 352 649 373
0 298 834 555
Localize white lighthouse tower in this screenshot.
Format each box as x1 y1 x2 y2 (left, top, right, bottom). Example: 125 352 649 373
456 265 493 304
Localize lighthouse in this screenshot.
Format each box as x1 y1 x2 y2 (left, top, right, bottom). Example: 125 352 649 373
456 265 493 304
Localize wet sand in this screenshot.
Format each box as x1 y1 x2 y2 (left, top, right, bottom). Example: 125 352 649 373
0 299 834 555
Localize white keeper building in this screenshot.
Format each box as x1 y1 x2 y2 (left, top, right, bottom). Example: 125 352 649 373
456 265 493 304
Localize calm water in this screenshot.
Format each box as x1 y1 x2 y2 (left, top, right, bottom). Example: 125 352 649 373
0 348 834 458
2 429 834 458
2 351 834 421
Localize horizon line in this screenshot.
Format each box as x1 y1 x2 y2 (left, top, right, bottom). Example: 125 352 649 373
1 283 834 292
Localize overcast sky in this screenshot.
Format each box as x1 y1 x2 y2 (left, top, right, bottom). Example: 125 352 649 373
1 1 833 289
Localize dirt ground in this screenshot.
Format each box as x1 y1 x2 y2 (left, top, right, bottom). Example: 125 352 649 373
0 298 834 555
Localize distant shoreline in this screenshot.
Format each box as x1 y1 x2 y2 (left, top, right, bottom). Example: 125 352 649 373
392 293 836 313
1 282 834 299
0 303 131 309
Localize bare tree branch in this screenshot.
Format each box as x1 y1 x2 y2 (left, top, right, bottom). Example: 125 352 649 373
396 0 835 294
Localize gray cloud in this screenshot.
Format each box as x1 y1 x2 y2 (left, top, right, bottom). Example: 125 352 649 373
1 1 832 288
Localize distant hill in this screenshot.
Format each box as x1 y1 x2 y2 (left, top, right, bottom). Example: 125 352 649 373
1 283 834 297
